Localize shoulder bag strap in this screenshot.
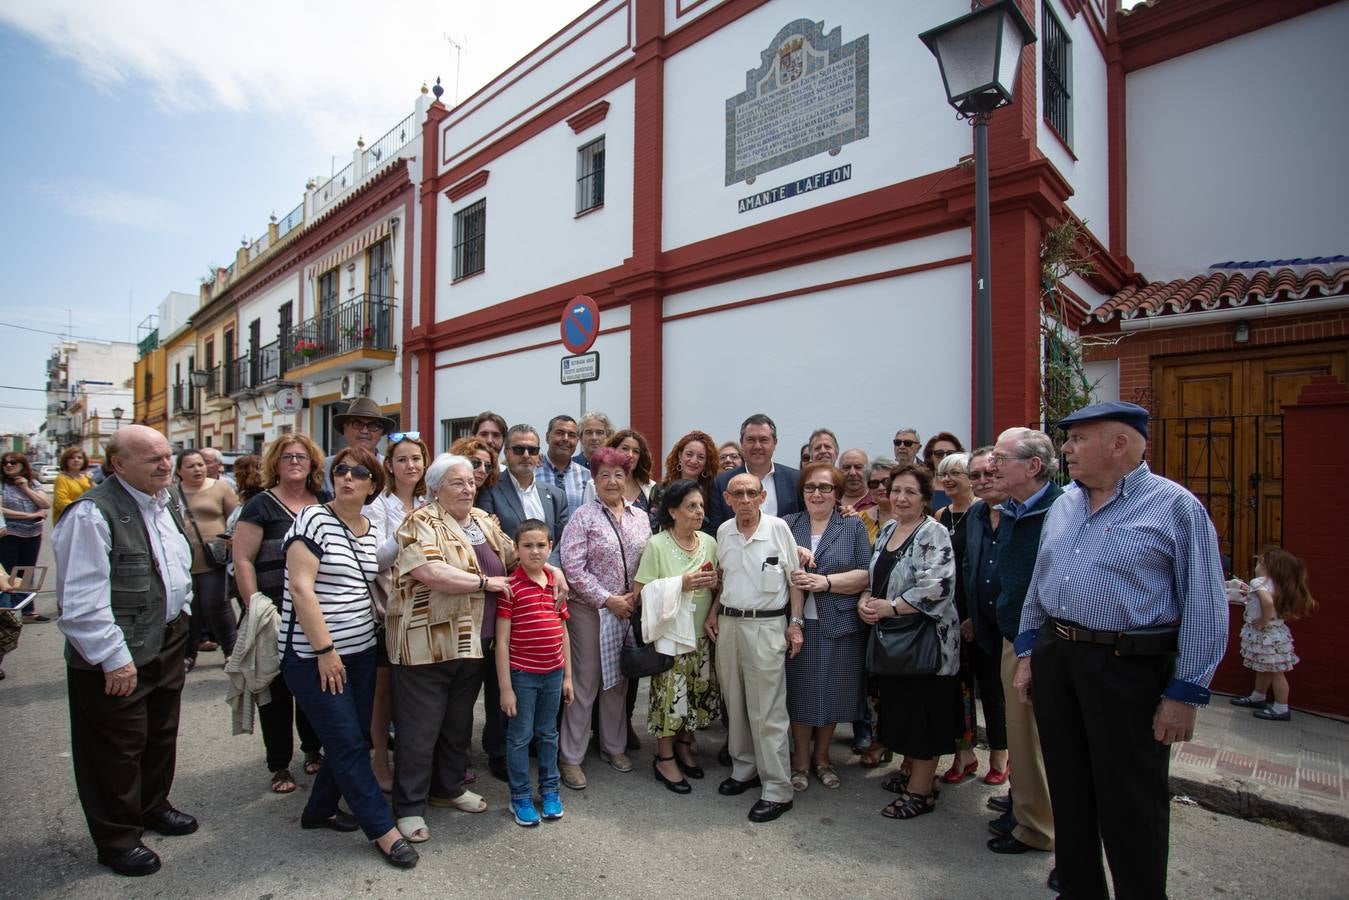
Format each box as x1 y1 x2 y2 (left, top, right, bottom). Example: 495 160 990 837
325 503 378 608
178 485 209 548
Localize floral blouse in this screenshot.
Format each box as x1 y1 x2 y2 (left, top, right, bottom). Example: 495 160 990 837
560 498 652 690
869 516 960 676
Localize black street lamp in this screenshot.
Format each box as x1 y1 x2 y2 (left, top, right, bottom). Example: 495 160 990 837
111 406 124 431
920 0 1036 446
189 369 210 449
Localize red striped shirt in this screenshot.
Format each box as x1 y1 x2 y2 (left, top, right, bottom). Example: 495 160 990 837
498 567 569 674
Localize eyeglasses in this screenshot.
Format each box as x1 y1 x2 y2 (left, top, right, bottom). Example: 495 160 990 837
279 453 310 463
968 470 992 481
348 420 383 433
388 431 420 443
893 438 919 448
802 483 836 495
940 470 968 479
333 464 373 481
509 445 541 456
928 449 955 459
867 478 887 488
727 489 761 499
988 453 1032 464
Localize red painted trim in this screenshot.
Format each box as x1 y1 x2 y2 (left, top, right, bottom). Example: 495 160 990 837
1105 29 1129 267
1117 0 1338 72
445 169 489 202
434 325 631 370
441 2 632 170
1043 119 1077 160
674 0 715 19
567 100 610 133
662 256 972 324
416 101 449 448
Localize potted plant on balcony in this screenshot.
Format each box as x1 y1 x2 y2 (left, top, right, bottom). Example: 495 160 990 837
342 324 376 347
294 338 320 360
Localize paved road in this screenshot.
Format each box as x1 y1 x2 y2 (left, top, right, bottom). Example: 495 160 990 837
1 529 1342 899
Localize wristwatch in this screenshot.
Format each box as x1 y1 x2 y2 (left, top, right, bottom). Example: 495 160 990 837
789 616 806 627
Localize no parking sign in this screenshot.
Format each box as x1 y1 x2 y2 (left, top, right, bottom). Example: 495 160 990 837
560 295 600 354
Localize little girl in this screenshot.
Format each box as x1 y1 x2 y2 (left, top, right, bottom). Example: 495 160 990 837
1229 547 1316 721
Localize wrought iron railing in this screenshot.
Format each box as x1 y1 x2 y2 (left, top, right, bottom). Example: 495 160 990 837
227 356 250 395
278 203 303 237
172 382 195 415
256 340 285 384
318 162 355 206
363 112 417 173
286 294 396 369
203 365 223 399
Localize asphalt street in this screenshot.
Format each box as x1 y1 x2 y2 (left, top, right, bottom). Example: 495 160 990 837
0 523 1342 899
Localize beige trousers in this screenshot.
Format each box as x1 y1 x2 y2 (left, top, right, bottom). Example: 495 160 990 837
1002 639 1055 850
715 615 793 803
560 602 628 765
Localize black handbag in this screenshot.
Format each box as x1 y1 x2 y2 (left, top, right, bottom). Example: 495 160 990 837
866 612 941 677
600 508 673 680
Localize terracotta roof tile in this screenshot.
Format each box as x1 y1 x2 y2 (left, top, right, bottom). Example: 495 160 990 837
1088 261 1349 325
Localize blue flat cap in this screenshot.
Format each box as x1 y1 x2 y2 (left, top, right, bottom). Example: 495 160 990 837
1058 401 1150 439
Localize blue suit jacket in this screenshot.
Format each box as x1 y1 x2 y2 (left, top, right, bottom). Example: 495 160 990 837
707 462 801 531
784 510 873 638
478 477 569 564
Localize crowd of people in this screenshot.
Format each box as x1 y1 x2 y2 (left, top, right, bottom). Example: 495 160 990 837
29 397 1294 897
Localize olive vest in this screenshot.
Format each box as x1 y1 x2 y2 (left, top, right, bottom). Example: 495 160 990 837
64 477 190 671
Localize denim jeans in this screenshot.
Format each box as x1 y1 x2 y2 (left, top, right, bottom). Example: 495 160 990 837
506 667 563 802
282 647 393 840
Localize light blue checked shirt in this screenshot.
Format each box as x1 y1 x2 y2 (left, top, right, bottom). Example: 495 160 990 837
536 455 592 513
1015 463 1227 705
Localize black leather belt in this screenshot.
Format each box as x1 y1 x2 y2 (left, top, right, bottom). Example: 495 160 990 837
1050 618 1179 657
719 605 787 619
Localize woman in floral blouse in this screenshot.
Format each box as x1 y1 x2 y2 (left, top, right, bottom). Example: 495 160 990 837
857 464 959 820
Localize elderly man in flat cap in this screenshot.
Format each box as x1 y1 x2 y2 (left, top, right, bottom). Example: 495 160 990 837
1012 401 1227 900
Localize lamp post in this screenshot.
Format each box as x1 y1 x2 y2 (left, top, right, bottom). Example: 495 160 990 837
920 0 1036 447
111 406 124 431
190 369 210 449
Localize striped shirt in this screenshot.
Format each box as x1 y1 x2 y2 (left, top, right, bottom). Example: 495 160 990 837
498 567 569 674
279 504 378 658
1016 463 1228 705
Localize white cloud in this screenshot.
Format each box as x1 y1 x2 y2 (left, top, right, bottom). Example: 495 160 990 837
0 0 595 158
33 179 177 230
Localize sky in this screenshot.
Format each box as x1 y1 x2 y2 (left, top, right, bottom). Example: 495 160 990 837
0 0 595 434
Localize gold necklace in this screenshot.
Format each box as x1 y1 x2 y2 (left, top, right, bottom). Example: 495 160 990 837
671 530 699 554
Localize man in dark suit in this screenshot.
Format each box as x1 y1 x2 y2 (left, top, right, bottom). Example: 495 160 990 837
707 413 801 530
472 422 568 779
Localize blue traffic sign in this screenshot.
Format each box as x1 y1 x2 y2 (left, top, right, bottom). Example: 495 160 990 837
561 295 600 354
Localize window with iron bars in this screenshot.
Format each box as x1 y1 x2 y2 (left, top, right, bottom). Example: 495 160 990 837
453 200 486 280
1042 3 1072 149
576 137 605 215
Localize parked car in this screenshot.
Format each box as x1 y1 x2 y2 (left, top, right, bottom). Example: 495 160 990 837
39 466 60 485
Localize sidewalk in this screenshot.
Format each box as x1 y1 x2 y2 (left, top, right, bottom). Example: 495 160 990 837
1172 697 1348 845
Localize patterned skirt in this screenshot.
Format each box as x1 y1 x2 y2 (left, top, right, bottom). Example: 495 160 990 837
1240 620 1298 673
785 620 868 727
647 635 721 737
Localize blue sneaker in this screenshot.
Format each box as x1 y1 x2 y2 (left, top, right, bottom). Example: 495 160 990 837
540 791 564 821
511 798 540 827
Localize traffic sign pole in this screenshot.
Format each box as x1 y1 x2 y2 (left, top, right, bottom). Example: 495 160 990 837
560 296 601 422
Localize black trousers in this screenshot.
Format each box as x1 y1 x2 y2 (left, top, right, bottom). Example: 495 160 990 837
480 638 507 761
66 614 188 853
392 658 484 815
257 665 322 773
1031 624 1175 900
970 639 1007 750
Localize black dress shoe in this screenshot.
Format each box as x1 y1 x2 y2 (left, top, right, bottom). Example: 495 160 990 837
301 810 360 832
145 808 198 836
987 834 1042 854
718 775 762 796
653 757 692 794
378 837 419 869
987 809 1017 837
488 756 508 781
987 792 1012 813
98 844 161 877
1047 867 1060 892
747 799 793 822
717 743 732 767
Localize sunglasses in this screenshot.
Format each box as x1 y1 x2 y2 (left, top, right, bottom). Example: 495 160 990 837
388 431 421 444
510 445 541 456
867 479 887 488
893 438 919 448
333 464 373 481
2 460 22 466
929 449 955 459
467 458 484 469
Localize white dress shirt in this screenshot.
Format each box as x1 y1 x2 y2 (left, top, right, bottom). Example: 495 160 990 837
510 470 547 521
754 465 779 517
716 513 800 611
55 476 194 672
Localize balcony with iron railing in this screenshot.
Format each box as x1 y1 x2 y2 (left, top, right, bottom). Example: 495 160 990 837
171 382 196 416
202 365 224 401
285 294 397 378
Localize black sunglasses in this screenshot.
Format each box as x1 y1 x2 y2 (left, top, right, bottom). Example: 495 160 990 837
867 479 887 488
509 445 541 456
333 464 373 481
467 458 483 469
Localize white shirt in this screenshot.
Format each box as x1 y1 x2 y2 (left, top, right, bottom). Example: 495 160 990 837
364 492 425 570
716 513 800 611
509 470 546 521
751 465 779 517
803 532 822 619
55 476 194 672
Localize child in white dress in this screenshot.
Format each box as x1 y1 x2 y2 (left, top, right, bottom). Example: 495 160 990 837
1228 547 1316 721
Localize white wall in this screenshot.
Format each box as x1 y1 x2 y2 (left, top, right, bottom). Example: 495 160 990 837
158 291 197 339
665 0 726 35
436 81 634 321
1037 0 1110 249
1126 3 1349 280
661 0 970 251
1084 359 1119 403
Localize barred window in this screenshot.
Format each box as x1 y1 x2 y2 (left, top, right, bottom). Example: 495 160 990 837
1042 3 1072 148
453 199 486 280
576 137 605 215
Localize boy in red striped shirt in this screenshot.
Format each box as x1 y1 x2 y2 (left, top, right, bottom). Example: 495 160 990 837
497 519 573 827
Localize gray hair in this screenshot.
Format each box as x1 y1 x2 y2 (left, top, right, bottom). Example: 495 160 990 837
808 427 839 450
1001 428 1058 481
506 423 539 444
969 445 995 464
894 426 920 440
578 411 612 433
865 455 898 479
425 453 474 494
937 452 971 476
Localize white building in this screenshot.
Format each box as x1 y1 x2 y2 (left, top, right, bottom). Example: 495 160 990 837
44 338 136 461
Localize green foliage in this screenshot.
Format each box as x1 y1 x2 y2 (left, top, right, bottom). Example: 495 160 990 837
1040 220 1099 429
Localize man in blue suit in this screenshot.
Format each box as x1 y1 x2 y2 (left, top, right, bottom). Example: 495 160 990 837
707 413 800 531
472 422 569 780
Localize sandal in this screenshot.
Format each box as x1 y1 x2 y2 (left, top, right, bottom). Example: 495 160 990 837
881 789 938 819
270 769 297 794
790 769 809 792
303 752 323 775
428 789 486 813
396 815 430 843
882 770 911 794
859 742 893 768
814 763 840 789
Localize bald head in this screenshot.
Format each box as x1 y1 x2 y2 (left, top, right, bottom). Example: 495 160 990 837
108 425 174 494
724 472 766 525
